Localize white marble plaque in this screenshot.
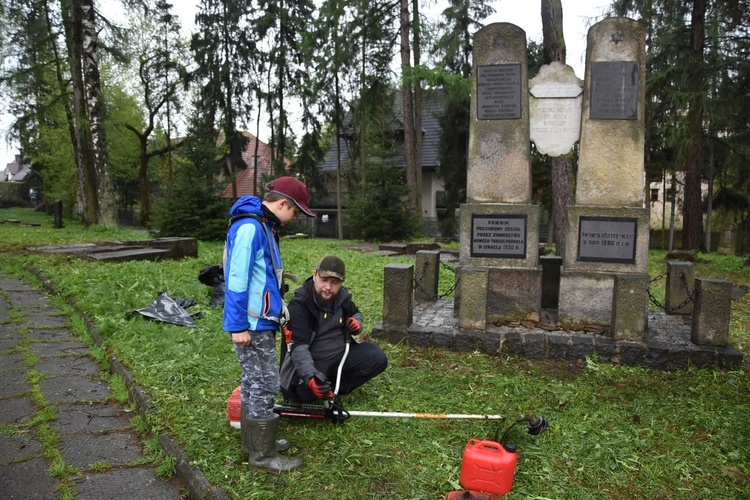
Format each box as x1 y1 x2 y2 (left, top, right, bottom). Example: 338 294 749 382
529 63 583 156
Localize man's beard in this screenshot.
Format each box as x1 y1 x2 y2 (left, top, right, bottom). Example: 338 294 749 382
314 291 335 308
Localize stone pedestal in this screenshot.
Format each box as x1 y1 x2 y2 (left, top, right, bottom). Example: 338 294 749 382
665 261 695 315
691 278 731 346
458 203 541 323
415 250 440 302
382 264 413 328
611 273 649 341
716 222 738 255
458 267 488 330
559 272 614 328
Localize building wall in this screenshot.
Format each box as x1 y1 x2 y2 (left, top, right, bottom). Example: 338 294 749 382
421 171 444 219
648 171 709 230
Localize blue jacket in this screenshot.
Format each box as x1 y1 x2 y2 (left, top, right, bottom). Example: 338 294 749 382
223 196 284 334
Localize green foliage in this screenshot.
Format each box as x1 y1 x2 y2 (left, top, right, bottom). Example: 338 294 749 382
104 80 145 207
346 165 418 241
152 162 231 241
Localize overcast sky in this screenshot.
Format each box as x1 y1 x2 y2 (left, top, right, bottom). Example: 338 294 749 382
2 0 611 168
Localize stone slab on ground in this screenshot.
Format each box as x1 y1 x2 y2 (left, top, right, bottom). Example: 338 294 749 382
0 431 44 464
60 432 145 468
36 355 101 377
72 467 184 500
86 248 171 262
39 375 110 403
0 397 37 425
53 403 133 434
0 458 58 499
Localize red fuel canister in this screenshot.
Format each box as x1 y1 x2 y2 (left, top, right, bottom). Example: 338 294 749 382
227 386 241 427
459 439 517 495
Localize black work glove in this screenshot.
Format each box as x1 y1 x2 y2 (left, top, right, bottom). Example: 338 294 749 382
306 372 332 399
346 317 362 335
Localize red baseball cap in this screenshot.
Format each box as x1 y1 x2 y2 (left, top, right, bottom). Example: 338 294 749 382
268 176 314 217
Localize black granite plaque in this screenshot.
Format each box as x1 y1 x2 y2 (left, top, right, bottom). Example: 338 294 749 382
589 61 638 120
476 64 522 120
577 216 637 263
471 214 527 258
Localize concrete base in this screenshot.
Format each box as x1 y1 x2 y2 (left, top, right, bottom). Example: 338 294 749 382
487 267 542 323
372 299 743 371
558 271 614 328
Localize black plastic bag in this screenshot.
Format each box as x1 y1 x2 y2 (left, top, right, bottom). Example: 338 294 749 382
127 291 201 327
198 264 225 307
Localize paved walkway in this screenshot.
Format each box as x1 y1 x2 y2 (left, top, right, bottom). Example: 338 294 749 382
0 272 187 499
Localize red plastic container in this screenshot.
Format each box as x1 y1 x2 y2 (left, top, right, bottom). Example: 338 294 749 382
459 439 517 495
227 386 241 427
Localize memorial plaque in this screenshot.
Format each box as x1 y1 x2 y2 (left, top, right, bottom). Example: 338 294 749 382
589 61 638 120
476 64 522 120
577 216 637 263
471 214 527 258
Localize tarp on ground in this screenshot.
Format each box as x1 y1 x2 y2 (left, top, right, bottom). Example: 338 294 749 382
128 291 201 327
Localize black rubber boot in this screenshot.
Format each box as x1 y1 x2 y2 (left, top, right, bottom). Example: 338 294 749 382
244 413 303 473
241 405 290 453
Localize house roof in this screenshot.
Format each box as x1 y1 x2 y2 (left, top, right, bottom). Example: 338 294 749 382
3 155 31 182
220 132 290 199
317 90 446 174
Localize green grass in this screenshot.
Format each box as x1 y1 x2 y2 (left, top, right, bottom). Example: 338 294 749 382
1 208 748 499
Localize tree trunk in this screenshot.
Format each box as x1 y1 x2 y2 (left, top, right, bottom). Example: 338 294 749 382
541 0 573 258
335 69 344 240
81 0 117 227
62 0 96 226
682 0 707 250
704 139 714 252
542 0 566 63
412 0 423 224
668 173 676 251
137 133 151 227
400 0 418 214
49 1 84 218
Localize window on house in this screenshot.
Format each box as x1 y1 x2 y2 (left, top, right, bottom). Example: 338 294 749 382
650 188 659 202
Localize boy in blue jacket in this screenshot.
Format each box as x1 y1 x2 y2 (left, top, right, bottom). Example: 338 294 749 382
223 176 314 473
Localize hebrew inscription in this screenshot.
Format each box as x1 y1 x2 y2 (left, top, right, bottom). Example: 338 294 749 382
577 216 637 263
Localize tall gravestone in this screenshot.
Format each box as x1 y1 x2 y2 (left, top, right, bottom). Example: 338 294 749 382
558 18 650 331
458 23 541 328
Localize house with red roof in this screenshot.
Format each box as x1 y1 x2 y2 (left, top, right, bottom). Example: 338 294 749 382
220 131 290 199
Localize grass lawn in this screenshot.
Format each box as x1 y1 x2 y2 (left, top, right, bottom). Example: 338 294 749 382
1 208 748 499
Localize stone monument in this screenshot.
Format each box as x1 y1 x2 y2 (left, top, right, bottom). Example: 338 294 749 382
558 17 650 333
458 23 541 329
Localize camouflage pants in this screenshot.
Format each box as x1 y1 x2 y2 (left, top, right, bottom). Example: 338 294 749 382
233 330 279 419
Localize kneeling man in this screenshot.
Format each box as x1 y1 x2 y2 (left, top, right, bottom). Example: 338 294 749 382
281 255 388 402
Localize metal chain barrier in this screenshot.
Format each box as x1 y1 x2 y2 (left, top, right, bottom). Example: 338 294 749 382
413 259 459 301
647 271 697 312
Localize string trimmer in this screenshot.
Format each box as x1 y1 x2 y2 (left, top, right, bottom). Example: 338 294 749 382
227 387 545 427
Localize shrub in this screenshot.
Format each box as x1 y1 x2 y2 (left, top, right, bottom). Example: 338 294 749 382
153 164 231 241
346 164 418 241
